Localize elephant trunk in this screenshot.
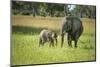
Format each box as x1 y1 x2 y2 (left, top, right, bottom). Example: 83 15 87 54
61 32 64 47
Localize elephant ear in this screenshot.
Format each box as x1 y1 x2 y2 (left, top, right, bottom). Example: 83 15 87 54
66 19 72 32
61 18 66 34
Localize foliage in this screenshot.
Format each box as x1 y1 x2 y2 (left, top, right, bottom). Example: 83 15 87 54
12 1 96 18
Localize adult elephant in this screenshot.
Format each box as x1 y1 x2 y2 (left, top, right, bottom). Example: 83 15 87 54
61 16 83 48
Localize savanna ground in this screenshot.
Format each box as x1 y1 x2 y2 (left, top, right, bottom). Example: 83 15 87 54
11 15 96 65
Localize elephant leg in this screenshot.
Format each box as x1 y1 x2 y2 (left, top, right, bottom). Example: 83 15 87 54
74 40 78 48
67 34 72 47
49 42 51 47
51 39 54 47
55 38 57 46
74 32 79 48
49 38 54 47
68 39 72 47
61 34 64 47
41 40 45 47
39 41 44 47
49 42 54 47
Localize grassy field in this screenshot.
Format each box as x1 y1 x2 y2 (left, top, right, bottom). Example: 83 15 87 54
11 15 96 65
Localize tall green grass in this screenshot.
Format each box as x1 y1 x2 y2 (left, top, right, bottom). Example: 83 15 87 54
11 15 96 65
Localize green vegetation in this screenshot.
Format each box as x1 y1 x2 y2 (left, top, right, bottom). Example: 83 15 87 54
12 1 96 18
11 15 96 65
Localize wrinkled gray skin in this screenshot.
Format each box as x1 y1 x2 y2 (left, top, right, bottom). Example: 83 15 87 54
39 29 57 47
61 17 83 48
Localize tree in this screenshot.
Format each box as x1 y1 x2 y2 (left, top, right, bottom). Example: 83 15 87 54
12 1 96 18
39 3 47 17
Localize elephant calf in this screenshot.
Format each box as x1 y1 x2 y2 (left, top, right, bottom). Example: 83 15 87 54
39 29 57 47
